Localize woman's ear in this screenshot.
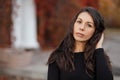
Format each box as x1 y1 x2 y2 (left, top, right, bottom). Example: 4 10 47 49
96 33 104 49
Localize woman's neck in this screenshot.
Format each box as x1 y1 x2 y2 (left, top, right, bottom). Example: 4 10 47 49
74 41 86 52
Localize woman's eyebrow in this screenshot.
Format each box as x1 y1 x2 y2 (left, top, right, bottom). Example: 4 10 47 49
87 22 94 25
77 18 94 24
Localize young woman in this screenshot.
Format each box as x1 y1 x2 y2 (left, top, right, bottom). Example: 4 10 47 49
47 7 113 80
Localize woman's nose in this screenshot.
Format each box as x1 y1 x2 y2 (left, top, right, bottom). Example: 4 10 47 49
80 24 85 31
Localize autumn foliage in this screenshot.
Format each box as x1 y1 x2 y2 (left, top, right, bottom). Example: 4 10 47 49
35 0 99 50
0 0 119 49
0 0 12 48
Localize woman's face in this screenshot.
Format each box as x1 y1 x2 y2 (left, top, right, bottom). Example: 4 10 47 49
73 12 95 42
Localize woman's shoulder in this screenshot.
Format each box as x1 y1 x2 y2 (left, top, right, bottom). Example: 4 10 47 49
95 48 104 52
48 49 64 62
94 48 104 56
50 49 64 57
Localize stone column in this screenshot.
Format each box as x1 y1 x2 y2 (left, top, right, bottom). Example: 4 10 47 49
12 0 39 49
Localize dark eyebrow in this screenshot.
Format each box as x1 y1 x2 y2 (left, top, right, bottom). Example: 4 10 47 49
87 22 94 25
77 17 94 25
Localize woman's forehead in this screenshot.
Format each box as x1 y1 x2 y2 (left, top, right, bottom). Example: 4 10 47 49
77 12 94 23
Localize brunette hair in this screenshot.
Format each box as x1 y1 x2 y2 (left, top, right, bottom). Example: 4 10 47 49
47 7 110 78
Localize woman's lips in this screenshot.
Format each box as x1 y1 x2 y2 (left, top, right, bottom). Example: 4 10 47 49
76 32 85 37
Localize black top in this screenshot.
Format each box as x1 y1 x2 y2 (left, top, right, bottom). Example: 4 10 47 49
47 48 113 80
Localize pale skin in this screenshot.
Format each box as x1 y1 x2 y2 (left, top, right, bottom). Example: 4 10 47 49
73 12 104 52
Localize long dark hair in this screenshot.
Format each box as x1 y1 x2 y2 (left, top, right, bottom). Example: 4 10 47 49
47 7 109 77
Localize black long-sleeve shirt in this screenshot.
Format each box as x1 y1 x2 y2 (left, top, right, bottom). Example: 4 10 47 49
47 48 113 80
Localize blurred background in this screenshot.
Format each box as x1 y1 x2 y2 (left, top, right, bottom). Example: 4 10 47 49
0 0 120 80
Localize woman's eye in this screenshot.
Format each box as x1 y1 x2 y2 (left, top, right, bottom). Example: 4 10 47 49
87 24 92 27
76 20 81 23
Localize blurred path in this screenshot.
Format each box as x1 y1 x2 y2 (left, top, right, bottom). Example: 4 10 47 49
104 29 120 80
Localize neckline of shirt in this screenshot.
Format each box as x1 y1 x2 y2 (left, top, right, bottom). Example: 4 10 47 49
73 52 84 54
